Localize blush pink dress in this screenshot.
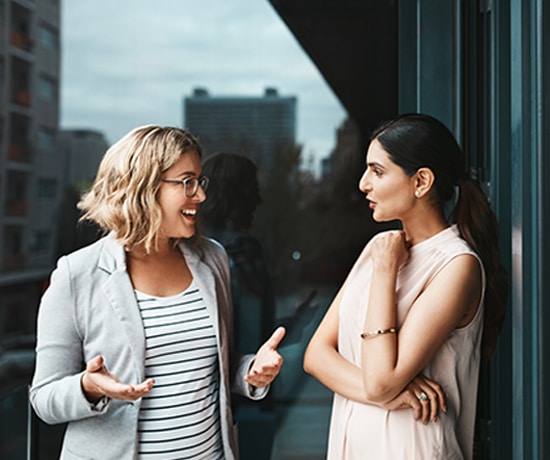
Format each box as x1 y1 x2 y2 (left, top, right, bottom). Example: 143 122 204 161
327 225 485 460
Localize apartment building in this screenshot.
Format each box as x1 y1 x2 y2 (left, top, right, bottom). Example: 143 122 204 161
184 87 297 169
0 0 61 341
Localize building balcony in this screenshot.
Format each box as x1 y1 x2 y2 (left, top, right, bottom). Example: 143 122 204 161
10 31 34 53
7 144 32 163
5 201 28 217
2 254 26 271
11 90 31 108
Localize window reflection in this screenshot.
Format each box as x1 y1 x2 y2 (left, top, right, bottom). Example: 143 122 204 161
0 2 374 459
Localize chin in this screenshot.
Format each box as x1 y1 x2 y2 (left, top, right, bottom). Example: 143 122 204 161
171 228 196 240
371 211 383 222
182 230 197 239
372 212 393 223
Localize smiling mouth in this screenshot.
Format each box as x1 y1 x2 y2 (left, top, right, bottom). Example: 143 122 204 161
181 209 197 217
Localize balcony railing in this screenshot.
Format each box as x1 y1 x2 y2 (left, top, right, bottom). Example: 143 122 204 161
6 200 28 217
0 386 29 459
0 386 65 460
2 254 27 271
11 89 32 107
10 31 34 52
8 144 32 163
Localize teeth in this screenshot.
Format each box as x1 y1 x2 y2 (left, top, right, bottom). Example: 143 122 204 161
182 209 197 216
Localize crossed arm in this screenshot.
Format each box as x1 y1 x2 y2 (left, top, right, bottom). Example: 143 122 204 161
303 284 445 424
303 233 481 423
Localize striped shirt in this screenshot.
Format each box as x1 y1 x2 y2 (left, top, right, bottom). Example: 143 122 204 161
136 281 224 459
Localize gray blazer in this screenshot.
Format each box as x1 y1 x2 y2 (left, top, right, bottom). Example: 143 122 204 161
30 234 265 460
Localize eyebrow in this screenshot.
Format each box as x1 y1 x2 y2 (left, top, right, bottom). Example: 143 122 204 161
174 170 199 178
367 161 385 169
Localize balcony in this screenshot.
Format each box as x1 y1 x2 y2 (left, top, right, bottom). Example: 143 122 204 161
2 254 27 272
10 31 34 53
5 200 28 218
12 89 32 108
7 144 32 163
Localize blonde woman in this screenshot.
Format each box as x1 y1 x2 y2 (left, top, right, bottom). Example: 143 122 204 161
30 126 285 460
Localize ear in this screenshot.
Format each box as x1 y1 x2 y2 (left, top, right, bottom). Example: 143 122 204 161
414 167 435 198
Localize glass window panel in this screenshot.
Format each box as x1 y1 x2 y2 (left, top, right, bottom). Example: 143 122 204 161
37 24 57 50
38 76 56 101
1 2 363 458
36 127 55 152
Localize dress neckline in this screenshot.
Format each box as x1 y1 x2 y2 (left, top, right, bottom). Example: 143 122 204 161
409 224 458 253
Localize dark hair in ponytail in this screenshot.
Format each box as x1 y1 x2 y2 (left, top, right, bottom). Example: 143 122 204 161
372 113 508 361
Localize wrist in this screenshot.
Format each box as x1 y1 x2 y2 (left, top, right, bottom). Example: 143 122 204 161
372 258 400 273
81 372 103 404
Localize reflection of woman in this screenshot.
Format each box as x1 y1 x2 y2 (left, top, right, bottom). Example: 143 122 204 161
201 153 274 353
200 152 279 460
304 114 508 459
30 126 284 460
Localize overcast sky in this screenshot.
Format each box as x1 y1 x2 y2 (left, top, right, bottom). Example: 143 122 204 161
60 0 347 172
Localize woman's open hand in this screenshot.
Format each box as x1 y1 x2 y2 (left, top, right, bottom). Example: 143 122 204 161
81 355 154 403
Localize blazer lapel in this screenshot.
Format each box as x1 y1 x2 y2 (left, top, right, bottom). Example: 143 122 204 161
99 235 145 379
180 243 221 347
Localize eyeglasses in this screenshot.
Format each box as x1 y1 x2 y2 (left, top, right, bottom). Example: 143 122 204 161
161 176 210 197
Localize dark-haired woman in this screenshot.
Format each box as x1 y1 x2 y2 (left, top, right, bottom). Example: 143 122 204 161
304 113 508 459
201 153 273 354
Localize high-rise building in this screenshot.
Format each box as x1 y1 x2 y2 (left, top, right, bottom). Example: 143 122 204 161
0 0 61 340
183 87 297 168
59 129 109 190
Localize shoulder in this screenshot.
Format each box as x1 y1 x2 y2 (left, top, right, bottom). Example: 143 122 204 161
56 234 122 277
57 236 106 270
424 226 485 293
197 236 228 260
439 226 483 272
44 236 117 296
181 236 229 273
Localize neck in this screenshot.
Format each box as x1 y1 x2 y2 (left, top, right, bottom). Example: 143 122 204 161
128 239 178 260
401 211 449 246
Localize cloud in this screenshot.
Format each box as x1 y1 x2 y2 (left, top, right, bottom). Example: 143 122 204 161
61 0 346 165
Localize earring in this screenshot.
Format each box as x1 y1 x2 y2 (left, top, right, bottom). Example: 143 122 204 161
415 190 421 197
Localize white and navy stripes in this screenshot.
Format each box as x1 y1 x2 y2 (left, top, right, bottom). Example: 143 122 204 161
136 281 224 459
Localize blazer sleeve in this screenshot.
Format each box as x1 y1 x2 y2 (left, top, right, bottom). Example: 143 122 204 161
232 353 269 400
29 256 110 424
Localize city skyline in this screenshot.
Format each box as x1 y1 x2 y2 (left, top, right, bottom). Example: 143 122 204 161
61 0 347 172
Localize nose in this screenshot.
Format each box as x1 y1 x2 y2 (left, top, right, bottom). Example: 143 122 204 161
358 169 371 193
194 183 207 203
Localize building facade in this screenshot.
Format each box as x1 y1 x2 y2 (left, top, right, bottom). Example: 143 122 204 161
0 0 61 341
58 129 108 191
184 87 297 169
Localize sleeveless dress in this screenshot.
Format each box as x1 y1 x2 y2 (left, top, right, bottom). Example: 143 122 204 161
327 225 485 460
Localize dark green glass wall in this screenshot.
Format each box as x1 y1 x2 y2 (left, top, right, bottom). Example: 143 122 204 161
398 0 550 458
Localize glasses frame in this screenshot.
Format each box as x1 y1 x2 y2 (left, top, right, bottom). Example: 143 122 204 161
161 176 210 197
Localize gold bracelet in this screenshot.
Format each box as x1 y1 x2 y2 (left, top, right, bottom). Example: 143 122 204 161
360 327 397 339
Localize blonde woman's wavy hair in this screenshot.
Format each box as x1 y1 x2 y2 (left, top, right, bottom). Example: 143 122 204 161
78 125 202 253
